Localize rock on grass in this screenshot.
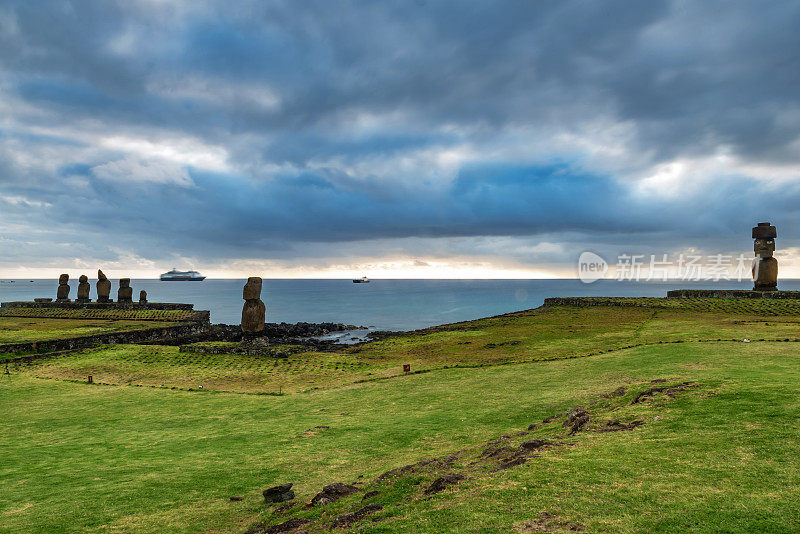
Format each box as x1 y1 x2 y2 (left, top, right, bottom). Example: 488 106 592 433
311 483 359 506
424 473 464 494
263 483 295 503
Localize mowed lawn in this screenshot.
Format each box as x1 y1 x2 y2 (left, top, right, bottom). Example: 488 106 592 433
0 316 179 345
16 304 800 393
2 330 800 531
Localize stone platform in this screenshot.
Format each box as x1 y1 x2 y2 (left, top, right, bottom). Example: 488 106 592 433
0 301 194 310
666 289 800 300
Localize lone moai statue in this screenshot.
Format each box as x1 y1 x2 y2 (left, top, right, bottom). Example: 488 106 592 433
139 290 148 304
76 275 91 302
56 274 70 302
118 278 133 303
752 222 778 291
241 277 266 335
96 270 112 302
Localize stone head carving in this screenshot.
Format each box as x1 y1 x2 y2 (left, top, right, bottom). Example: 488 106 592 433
77 274 91 301
752 222 778 291
243 277 262 300
241 276 265 334
96 269 112 302
118 278 133 303
754 238 775 258
56 273 70 301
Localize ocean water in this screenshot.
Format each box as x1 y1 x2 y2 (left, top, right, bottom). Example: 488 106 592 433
2 278 798 331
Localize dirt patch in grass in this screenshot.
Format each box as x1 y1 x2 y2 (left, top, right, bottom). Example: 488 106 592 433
424 473 465 494
563 408 591 435
599 419 644 432
375 455 458 482
632 381 696 404
330 503 383 529
245 517 310 534
516 512 585 532
310 483 360 506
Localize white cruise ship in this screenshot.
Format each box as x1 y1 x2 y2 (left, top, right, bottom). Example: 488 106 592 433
160 268 206 281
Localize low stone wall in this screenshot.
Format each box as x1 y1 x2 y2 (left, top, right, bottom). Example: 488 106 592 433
1 301 194 310
0 302 209 322
542 297 633 308
0 322 211 356
666 289 800 299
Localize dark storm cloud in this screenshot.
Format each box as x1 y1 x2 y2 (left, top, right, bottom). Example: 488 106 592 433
12 161 798 262
1 0 800 269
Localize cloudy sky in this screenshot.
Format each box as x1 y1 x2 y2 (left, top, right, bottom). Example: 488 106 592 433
1 0 800 278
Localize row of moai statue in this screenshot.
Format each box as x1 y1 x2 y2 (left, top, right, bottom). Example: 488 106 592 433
56 270 148 304
752 222 778 291
241 276 266 335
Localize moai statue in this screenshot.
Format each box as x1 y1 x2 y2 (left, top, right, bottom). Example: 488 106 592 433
241 277 266 335
96 270 112 303
56 274 70 302
76 275 91 302
139 290 148 304
752 222 778 291
118 278 133 303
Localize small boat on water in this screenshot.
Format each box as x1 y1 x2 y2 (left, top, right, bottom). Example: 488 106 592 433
352 276 370 283
160 268 206 281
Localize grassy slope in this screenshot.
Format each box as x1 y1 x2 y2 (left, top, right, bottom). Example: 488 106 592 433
2 302 800 532
0 316 180 344
19 304 800 393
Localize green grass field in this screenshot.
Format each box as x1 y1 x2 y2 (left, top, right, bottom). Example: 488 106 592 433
2 300 800 532
0 316 180 345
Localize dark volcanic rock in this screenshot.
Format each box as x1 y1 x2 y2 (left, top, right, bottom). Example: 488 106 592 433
179 321 366 348
602 386 627 398
563 409 590 435
263 483 295 503
600 420 644 432
375 455 458 482
311 483 359 506
495 457 527 471
246 518 311 534
362 490 380 501
632 381 695 404
330 503 383 529
424 473 464 495
520 439 553 450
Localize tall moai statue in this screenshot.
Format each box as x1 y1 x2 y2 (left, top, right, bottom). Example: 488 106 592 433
56 274 70 302
752 222 778 291
139 290 148 304
76 275 91 302
96 270 112 303
241 277 266 335
118 278 133 303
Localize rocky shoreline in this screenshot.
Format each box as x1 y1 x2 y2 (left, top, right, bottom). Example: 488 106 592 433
181 321 369 347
